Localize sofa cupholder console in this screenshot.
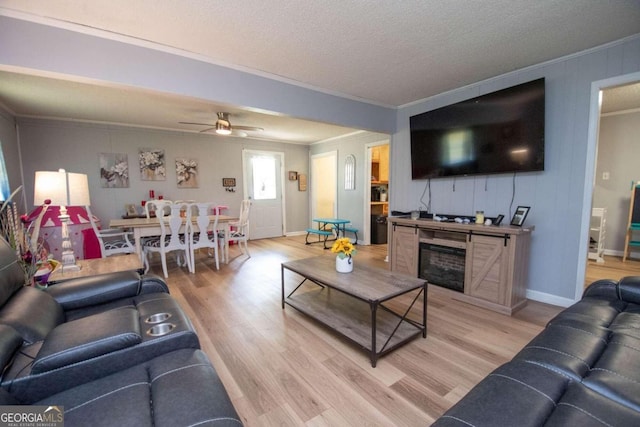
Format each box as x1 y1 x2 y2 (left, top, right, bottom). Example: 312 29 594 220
2 294 200 401
147 322 176 336
145 312 172 324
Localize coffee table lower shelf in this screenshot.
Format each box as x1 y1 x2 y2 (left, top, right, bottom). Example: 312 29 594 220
285 287 424 367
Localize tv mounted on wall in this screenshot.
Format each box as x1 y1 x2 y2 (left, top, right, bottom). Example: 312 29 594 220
410 78 545 179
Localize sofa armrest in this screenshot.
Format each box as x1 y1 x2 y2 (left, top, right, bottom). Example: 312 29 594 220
32 308 141 374
44 270 149 310
140 274 170 294
583 279 619 299
584 277 640 304
617 276 640 304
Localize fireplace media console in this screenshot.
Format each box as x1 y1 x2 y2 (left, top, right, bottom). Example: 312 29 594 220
388 217 533 315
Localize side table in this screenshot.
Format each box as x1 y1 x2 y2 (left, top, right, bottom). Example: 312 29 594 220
47 255 143 285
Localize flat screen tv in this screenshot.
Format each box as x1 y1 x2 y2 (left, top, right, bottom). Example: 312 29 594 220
410 78 545 179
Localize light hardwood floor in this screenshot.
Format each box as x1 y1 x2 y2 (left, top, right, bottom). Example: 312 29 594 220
148 236 563 426
586 255 640 287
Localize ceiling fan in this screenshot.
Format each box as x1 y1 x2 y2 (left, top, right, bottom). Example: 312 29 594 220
179 112 263 135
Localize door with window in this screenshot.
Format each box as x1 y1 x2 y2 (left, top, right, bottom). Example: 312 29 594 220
242 150 285 239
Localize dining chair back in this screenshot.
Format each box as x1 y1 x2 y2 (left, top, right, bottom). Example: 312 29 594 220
143 201 190 278
86 206 136 258
189 202 220 272
145 200 173 218
220 199 251 262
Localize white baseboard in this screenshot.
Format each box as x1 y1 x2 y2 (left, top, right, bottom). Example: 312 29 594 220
603 248 640 259
526 289 576 308
286 231 308 237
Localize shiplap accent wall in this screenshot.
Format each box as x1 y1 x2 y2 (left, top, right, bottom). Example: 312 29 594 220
394 36 640 305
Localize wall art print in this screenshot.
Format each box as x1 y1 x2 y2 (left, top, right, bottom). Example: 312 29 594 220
139 148 166 181
99 153 129 188
175 158 198 188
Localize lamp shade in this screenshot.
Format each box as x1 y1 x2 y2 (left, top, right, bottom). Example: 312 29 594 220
34 170 91 207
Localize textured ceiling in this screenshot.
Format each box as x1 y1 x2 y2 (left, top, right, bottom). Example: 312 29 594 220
0 1 639 142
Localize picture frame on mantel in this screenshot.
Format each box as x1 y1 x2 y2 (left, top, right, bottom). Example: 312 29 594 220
510 206 530 227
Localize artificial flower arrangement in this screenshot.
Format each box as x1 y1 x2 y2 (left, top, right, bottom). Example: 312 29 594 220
0 186 56 286
330 237 357 261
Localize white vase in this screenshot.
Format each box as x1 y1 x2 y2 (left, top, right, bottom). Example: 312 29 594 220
335 255 353 273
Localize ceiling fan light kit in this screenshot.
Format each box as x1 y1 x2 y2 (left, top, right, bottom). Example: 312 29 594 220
179 112 263 136
215 121 232 135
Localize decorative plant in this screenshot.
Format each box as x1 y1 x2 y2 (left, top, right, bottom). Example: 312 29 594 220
330 237 357 261
0 187 51 285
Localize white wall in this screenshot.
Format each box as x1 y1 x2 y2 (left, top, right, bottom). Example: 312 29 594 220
17 118 311 233
394 36 640 303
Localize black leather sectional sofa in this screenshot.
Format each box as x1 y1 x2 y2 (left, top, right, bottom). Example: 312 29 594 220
0 238 242 426
433 277 640 426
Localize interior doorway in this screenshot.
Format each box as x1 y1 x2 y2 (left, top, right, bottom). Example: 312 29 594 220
366 140 390 245
310 151 337 222
580 71 640 300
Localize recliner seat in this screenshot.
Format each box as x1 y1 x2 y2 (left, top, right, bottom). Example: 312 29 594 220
433 277 640 426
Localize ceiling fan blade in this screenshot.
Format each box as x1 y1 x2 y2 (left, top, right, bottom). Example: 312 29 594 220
179 121 215 126
233 125 264 132
199 127 216 133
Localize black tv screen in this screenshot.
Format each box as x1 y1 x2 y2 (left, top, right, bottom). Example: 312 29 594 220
410 78 545 179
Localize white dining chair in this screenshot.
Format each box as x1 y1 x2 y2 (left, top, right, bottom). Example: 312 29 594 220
220 199 251 262
143 201 190 278
145 200 173 218
189 202 220 272
86 206 136 258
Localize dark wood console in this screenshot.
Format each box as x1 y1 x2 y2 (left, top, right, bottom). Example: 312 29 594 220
388 217 533 315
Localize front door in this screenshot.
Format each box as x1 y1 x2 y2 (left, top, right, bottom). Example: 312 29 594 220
242 149 285 239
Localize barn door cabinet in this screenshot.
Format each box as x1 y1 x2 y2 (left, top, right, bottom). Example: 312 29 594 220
390 223 419 276
388 217 532 315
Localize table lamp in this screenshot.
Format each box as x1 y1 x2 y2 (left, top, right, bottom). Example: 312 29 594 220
33 169 90 271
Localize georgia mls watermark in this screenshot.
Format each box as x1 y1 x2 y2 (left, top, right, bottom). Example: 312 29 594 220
0 406 64 427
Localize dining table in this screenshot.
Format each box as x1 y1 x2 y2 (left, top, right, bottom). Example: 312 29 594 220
109 214 238 264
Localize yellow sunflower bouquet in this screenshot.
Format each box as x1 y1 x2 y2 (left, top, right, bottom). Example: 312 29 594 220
330 237 357 260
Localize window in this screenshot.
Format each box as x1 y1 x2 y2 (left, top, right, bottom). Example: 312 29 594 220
251 156 276 200
0 142 10 201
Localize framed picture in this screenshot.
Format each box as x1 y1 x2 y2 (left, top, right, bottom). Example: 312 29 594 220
288 171 298 181
139 148 166 181
125 204 138 217
99 153 129 188
175 158 198 188
510 206 530 227
222 178 236 188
